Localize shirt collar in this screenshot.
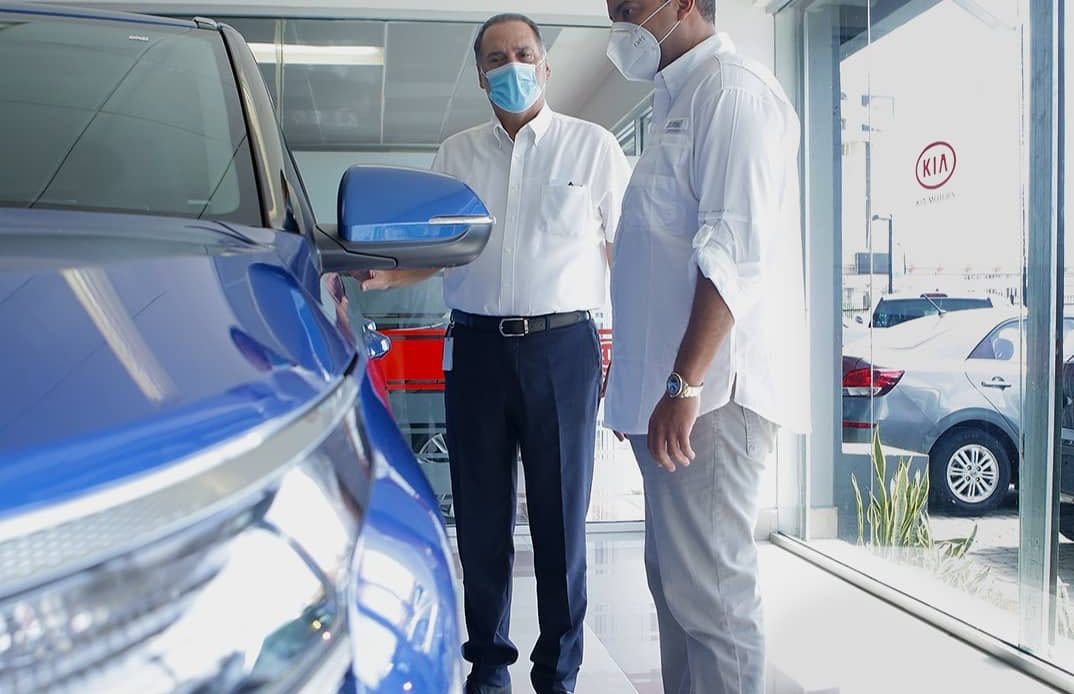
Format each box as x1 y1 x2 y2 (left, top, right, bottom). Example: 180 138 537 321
491 104 554 148
655 32 735 104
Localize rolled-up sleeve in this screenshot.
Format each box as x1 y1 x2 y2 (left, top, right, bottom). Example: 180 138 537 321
691 87 786 321
596 134 634 244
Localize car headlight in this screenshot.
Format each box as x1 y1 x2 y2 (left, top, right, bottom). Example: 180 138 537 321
0 378 370 693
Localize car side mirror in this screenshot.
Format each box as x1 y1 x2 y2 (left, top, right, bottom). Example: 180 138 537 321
317 166 493 273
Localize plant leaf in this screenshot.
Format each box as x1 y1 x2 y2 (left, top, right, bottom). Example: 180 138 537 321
852 473 866 545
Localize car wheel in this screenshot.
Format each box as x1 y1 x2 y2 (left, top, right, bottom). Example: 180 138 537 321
417 434 453 518
418 432 450 465
930 428 1012 514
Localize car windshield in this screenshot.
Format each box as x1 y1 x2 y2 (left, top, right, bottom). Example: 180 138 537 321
0 13 260 224
934 297 992 311
872 297 995 328
873 299 937 327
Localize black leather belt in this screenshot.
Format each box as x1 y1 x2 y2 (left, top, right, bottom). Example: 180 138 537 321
451 310 591 337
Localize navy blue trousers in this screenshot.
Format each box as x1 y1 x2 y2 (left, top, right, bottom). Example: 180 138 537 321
445 317 601 694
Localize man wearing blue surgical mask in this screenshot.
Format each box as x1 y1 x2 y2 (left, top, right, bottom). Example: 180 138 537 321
602 1 808 693
362 13 632 694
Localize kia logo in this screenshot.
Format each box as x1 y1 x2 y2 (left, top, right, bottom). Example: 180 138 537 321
916 141 957 190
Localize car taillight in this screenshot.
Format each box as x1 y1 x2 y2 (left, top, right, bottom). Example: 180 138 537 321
842 367 904 397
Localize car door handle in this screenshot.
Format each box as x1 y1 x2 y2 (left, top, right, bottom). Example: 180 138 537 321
981 378 1013 390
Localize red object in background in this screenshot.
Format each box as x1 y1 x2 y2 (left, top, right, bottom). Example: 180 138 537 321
376 326 614 396
380 328 450 392
366 354 392 411
598 327 612 377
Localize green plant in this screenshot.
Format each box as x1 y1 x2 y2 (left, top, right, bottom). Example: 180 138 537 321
851 429 932 548
852 430 989 593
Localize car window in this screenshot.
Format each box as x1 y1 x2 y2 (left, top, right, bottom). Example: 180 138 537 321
873 299 936 328
969 317 1074 361
0 14 260 225
970 319 1022 360
935 298 992 311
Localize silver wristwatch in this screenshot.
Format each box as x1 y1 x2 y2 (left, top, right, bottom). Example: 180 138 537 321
666 372 703 399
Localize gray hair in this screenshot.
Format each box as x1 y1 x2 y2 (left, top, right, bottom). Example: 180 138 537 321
473 13 546 64
698 0 716 23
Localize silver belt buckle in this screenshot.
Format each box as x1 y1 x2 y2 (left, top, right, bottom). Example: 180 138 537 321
499 317 529 337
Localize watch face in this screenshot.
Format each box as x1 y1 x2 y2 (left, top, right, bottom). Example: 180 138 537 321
666 374 682 397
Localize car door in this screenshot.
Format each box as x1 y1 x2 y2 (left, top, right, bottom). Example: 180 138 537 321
966 317 1074 434
963 319 1024 427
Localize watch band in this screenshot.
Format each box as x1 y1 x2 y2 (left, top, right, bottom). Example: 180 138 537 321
678 382 704 399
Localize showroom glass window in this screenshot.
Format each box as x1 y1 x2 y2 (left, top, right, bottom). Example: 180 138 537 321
776 0 1074 682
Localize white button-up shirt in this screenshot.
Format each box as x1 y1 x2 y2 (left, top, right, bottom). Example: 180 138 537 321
431 106 632 317
605 34 810 435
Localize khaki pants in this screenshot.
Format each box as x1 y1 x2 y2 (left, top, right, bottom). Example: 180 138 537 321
629 402 777 694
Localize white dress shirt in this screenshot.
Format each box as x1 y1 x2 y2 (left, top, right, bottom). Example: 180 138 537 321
431 106 632 317
605 33 810 435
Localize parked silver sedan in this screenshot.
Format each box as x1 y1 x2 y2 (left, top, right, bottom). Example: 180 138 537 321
842 308 1074 514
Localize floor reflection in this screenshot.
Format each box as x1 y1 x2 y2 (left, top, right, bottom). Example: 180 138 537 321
451 533 1058 693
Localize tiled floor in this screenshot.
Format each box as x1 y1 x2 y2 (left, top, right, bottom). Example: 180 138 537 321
455 533 1064 693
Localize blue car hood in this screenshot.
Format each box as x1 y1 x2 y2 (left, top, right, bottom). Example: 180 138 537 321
0 209 357 521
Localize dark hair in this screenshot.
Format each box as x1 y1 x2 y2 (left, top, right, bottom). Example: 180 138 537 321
697 0 716 23
473 13 545 64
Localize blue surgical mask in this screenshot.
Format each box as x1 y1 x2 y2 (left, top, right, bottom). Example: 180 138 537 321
483 60 545 114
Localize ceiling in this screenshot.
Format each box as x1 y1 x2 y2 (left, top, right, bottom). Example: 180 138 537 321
222 18 619 150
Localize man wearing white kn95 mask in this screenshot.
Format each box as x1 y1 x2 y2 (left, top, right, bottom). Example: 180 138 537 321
361 13 632 694
602 1 809 693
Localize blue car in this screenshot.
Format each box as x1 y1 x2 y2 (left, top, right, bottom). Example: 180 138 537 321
0 5 492 692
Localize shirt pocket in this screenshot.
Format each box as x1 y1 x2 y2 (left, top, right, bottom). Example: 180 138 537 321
540 183 594 237
638 174 693 240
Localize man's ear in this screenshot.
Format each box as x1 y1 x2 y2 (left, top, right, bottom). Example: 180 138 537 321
677 0 695 20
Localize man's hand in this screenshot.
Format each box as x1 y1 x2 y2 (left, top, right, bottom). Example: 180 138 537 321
357 268 438 291
360 269 404 291
647 396 700 472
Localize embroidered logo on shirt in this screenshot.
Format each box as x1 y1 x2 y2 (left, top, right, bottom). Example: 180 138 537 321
665 118 689 133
